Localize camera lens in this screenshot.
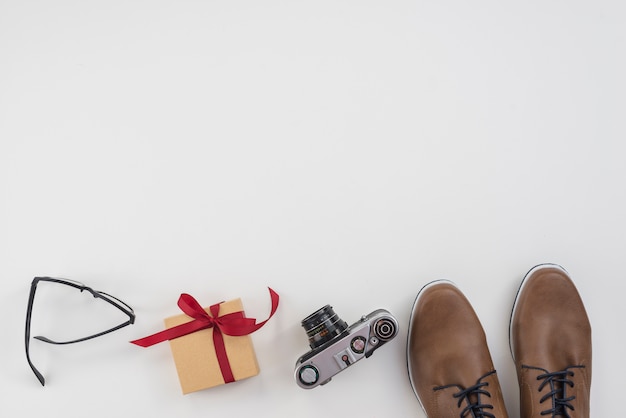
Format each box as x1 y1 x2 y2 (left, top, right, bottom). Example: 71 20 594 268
301 305 348 349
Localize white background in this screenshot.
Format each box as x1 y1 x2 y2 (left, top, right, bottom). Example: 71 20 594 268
1 1 624 416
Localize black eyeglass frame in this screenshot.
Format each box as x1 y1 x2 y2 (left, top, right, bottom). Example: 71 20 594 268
25 276 135 386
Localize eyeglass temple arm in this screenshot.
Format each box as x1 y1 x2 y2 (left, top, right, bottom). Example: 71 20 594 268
26 351 46 385
33 319 135 345
25 283 46 386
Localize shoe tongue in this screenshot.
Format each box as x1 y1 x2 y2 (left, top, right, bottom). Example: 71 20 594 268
466 392 481 410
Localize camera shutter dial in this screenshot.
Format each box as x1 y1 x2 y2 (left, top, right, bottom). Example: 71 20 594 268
350 336 366 354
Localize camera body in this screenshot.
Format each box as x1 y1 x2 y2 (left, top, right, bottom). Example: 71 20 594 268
294 305 398 389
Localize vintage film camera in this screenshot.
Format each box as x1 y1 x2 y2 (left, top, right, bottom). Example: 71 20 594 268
294 305 398 389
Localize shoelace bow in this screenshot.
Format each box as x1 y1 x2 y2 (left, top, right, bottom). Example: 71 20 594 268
522 365 584 417
434 370 497 418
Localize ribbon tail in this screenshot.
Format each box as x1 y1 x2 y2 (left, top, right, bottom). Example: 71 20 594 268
212 327 235 383
221 287 280 336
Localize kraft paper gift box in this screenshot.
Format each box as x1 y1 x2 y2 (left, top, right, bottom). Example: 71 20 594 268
131 288 279 395
164 298 259 394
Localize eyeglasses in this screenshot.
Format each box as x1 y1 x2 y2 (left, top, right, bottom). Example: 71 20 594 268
25 277 135 386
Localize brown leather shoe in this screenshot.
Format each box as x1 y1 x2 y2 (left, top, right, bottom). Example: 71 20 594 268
510 264 592 418
407 280 509 417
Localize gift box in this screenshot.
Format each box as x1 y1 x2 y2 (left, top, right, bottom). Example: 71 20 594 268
131 288 279 395
164 298 259 394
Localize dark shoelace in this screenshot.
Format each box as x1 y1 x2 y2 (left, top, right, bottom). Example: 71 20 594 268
522 365 585 417
433 370 497 418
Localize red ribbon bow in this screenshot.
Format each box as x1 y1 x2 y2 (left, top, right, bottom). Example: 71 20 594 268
131 287 279 384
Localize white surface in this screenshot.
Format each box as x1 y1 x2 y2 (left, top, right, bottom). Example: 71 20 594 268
1 1 624 416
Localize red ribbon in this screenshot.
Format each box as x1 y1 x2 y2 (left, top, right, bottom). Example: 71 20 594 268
131 288 279 384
